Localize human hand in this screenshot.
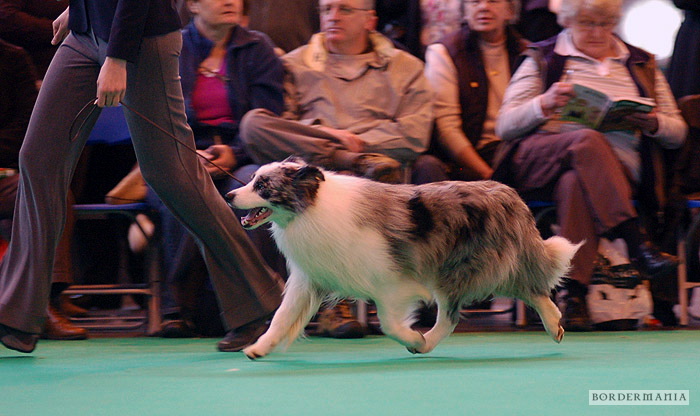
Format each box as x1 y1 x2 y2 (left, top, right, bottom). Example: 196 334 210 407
96 57 127 107
624 109 659 134
317 126 366 153
52 8 70 45
540 82 575 117
199 145 237 178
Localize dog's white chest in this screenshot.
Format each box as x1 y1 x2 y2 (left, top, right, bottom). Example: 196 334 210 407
273 220 390 297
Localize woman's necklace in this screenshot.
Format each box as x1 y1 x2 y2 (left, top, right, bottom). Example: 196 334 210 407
198 43 229 82
197 65 230 82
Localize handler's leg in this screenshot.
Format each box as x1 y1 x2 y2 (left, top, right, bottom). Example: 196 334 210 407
121 32 282 332
0 33 101 335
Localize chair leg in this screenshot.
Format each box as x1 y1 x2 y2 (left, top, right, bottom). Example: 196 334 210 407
678 237 689 326
145 238 162 335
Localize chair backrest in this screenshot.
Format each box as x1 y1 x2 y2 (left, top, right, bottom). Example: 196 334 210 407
87 106 131 145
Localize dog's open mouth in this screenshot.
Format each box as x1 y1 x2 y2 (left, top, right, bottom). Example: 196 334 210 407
241 207 272 229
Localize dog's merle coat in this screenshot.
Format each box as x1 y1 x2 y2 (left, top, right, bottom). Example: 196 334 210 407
227 159 580 359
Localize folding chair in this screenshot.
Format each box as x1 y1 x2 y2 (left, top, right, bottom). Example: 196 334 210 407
63 106 162 334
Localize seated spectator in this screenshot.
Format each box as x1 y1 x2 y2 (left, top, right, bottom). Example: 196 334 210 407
240 0 433 336
0 0 69 80
493 0 687 330
240 0 433 184
0 38 87 341
421 0 526 182
143 0 286 344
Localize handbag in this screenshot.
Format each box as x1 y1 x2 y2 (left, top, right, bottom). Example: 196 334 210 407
586 255 653 330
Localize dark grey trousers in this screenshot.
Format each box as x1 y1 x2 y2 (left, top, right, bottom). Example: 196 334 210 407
0 31 282 334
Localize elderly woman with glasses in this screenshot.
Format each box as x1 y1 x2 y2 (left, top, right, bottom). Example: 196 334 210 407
493 0 687 330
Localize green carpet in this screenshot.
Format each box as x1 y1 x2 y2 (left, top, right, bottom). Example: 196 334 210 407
1 331 698 416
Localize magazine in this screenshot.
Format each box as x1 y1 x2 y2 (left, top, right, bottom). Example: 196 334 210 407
559 84 655 132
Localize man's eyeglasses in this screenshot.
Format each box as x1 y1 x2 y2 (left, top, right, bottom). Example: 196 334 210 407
318 4 370 16
464 0 505 7
574 19 617 31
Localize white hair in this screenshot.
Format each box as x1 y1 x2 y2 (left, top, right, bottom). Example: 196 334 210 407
557 0 623 27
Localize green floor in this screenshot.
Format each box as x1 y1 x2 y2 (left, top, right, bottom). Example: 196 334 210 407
1 331 698 416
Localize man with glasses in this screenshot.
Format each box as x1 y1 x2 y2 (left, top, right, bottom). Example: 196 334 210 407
493 0 687 330
240 0 432 185
239 0 432 338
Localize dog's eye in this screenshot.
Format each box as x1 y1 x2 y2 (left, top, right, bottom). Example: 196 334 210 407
253 181 265 192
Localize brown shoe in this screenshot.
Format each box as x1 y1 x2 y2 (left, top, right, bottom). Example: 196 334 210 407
352 153 402 184
316 300 365 338
42 305 89 340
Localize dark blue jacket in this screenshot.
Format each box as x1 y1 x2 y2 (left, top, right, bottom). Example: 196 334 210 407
180 21 284 164
68 0 181 62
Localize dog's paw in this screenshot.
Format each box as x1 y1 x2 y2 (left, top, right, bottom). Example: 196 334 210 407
243 345 268 360
554 326 565 344
405 332 428 354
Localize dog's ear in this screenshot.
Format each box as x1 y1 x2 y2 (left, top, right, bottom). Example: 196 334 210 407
293 165 325 184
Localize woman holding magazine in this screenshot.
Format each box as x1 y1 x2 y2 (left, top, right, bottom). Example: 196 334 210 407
493 0 687 330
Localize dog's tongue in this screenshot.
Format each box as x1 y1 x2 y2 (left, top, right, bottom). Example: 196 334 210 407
241 207 271 229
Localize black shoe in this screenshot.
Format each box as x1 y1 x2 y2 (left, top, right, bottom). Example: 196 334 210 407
217 315 271 352
0 323 38 353
652 299 679 327
633 242 679 280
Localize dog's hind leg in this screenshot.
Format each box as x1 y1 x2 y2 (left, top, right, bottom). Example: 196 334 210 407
528 294 565 343
414 293 460 354
373 281 431 353
244 272 321 360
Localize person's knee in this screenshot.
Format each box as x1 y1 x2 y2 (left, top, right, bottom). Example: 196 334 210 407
239 108 275 148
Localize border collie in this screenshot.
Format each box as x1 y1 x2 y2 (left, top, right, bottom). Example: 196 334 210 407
226 159 580 359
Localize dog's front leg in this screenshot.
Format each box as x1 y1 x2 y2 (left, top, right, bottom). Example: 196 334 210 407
373 282 430 353
528 294 565 343
244 271 321 360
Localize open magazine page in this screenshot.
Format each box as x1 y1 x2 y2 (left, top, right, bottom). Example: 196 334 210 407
558 84 656 132
599 99 655 132
559 84 611 129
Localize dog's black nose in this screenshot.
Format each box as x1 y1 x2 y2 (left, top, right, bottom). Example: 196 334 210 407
224 191 235 203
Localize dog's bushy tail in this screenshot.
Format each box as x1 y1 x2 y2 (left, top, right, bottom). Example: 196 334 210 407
541 236 582 288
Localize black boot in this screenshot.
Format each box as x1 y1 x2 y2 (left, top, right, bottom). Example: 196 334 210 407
632 242 679 281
